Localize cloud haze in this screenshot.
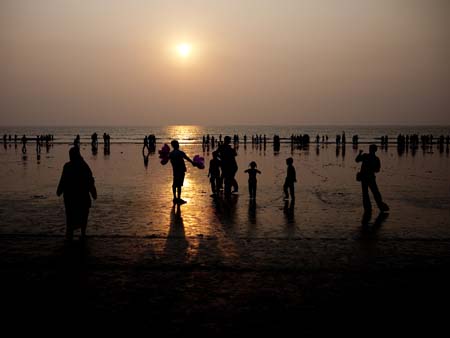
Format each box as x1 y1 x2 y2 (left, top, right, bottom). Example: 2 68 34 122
1 0 449 125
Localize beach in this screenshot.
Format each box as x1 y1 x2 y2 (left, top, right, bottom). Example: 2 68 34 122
1 137 450 333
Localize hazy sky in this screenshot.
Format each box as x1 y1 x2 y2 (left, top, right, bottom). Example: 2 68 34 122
1 0 449 126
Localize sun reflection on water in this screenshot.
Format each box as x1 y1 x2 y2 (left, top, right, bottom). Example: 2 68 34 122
165 125 202 144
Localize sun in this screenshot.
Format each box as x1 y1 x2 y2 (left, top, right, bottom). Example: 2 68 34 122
177 43 192 58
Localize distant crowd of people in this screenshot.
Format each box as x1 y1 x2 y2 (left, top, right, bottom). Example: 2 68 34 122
2 134 54 156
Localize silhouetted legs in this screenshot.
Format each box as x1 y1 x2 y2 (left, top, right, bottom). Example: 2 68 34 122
248 181 257 199
65 208 89 241
172 186 182 200
283 182 295 199
361 178 387 212
224 175 233 196
210 176 220 195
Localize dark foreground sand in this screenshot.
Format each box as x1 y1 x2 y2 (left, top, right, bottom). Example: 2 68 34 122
1 233 449 335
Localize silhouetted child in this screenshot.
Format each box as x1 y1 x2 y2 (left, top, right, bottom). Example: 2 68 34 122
244 161 261 199
283 157 296 200
169 140 194 204
208 151 221 196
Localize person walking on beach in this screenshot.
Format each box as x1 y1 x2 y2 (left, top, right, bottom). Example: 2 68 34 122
169 140 194 204
355 144 389 213
283 157 297 200
57 147 97 241
208 151 221 196
244 161 261 199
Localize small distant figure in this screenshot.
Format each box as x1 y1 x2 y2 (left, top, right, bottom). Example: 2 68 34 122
91 132 98 153
244 161 261 199
57 147 97 241
74 134 81 148
208 151 221 196
283 157 297 200
21 135 27 154
36 135 41 155
169 140 194 204
355 144 389 213
143 135 149 152
103 133 111 154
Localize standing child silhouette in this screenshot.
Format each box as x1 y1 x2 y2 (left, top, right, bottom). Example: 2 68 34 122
244 161 261 199
283 157 297 200
208 151 221 196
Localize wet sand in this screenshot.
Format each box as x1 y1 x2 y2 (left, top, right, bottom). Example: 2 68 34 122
1 143 449 334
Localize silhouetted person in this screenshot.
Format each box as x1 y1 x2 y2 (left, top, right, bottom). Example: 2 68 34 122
355 144 389 213
73 134 81 148
218 136 239 196
208 151 221 196
21 135 27 153
103 133 111 154
57 147 97 241
283 157 296 200
169 140 194 204
36 135 41 156
91 132 98 153
244 161 261 199
143 135 149 152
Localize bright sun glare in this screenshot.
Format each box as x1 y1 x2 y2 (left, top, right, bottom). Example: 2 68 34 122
177 43 192 58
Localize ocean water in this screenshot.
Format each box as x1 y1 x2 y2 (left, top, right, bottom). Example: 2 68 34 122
1 125 450 144
0 125 449 240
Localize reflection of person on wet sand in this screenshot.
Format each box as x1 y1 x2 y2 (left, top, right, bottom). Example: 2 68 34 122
168 204 185 237
361 211 389 235
355 144 389 213
57 147 97 241
163 204 188 262
283 199 296 237
143 153 149 168
283 199 295 222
